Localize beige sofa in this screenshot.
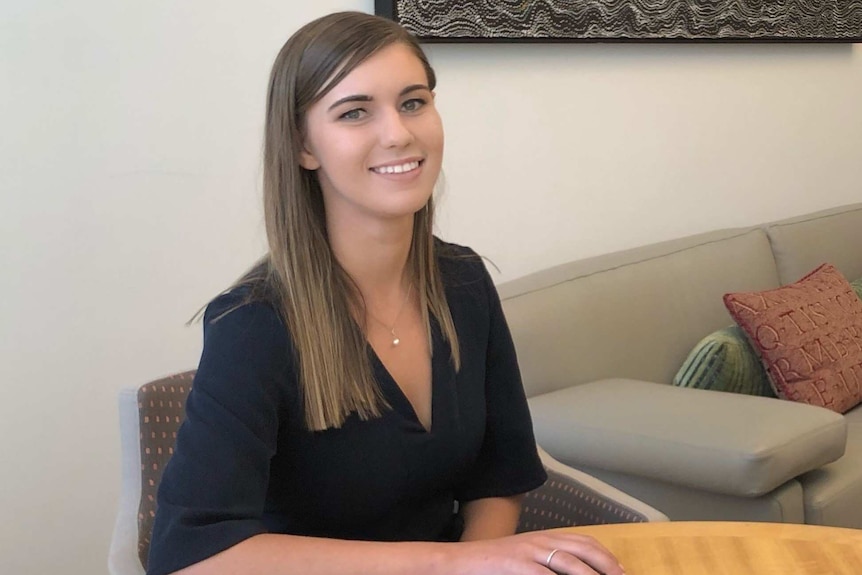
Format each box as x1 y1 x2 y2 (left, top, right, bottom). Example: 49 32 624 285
499 203 862 528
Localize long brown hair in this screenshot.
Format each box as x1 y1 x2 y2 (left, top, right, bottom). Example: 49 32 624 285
233 12 460 431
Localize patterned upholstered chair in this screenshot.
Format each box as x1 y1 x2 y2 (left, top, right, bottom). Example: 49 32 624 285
517 446 668 532
109 372 667 575
110 372 195 575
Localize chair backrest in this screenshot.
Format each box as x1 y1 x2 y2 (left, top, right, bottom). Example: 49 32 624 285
110 371 194 575
136 371 196 568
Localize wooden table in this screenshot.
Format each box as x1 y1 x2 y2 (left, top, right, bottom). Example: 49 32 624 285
561 521 862 574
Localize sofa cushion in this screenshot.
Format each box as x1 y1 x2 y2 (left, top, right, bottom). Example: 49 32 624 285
766 203 862 284
572 465 806 524
499 228 781 398
673 325 775 397
529 379 847 498
723 263 862 414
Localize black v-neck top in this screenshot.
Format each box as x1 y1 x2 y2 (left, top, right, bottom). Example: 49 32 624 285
147 241 546 575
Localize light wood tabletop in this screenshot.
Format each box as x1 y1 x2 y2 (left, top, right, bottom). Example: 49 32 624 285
561 521 862 574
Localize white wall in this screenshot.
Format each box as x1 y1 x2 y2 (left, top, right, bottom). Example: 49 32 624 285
434 41 862 273
1 1 860 573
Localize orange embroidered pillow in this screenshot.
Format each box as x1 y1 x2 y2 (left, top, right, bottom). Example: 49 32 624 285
723 263 862 414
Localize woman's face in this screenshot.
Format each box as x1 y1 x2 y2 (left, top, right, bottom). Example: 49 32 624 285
299 42 444 228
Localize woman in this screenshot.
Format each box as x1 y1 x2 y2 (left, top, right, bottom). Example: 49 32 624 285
148 11 624 575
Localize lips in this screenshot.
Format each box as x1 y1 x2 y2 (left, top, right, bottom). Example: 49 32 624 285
370 159 423 175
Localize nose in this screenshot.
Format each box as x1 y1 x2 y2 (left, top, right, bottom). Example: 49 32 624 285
379 109 414 148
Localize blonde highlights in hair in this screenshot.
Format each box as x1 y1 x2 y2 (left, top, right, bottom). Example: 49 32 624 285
236 12 459 431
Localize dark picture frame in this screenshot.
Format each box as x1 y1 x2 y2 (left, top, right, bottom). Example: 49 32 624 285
375 0 862 43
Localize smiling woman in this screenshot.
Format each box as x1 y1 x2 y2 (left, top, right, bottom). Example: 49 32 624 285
299 42 444 225
144 11 624 575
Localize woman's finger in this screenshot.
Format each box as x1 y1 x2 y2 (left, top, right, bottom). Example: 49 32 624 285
540 534 624 575
542 549 603 575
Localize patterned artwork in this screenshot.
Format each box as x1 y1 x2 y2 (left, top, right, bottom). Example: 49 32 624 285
375 0 862 42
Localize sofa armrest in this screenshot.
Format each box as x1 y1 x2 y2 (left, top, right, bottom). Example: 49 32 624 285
529 379 847 497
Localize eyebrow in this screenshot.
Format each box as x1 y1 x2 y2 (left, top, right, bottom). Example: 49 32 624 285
327 84 430 112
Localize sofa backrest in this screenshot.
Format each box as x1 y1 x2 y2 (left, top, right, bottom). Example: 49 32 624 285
499 227 781 398
765 203 862 285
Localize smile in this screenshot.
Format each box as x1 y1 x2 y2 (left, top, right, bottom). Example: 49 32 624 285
370 160 422 175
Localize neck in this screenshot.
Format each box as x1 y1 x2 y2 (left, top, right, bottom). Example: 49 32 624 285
326 213 415 300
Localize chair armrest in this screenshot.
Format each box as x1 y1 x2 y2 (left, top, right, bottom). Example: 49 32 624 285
529 379 847 497
518 446 668 532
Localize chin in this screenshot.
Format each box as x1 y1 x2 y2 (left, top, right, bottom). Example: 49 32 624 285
378 196 431 221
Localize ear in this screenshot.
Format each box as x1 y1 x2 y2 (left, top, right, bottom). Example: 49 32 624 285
299 146 321 170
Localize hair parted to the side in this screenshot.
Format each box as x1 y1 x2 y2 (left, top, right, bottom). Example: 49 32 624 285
232 11 460 431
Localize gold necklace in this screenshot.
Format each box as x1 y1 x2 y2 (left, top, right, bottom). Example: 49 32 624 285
367 283 413 347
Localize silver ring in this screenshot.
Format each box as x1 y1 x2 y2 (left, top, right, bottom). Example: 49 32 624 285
545 548 560 569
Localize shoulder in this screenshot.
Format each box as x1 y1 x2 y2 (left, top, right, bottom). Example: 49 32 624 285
200 286 292 369
434 238 502 330
192 286 296 411
434 237 491 288
434 237 479 261
204 285 282 331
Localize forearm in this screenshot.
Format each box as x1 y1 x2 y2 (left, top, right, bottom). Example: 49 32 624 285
172 534 455 575
172 495 525 575
459 495 524 542
168 517 626 575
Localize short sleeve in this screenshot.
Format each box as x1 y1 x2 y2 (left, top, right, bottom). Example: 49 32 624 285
455 256 547 502
146 293 291 575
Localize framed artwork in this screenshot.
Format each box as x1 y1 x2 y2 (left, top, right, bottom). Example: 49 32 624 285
375 0 862 42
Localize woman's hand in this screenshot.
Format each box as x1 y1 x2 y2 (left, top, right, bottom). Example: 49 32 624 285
453 530 625 575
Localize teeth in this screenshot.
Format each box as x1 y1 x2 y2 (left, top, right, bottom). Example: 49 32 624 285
372 161 420 175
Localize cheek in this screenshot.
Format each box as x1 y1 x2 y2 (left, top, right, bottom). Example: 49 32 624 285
313 133 369 175
423 114 445 154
